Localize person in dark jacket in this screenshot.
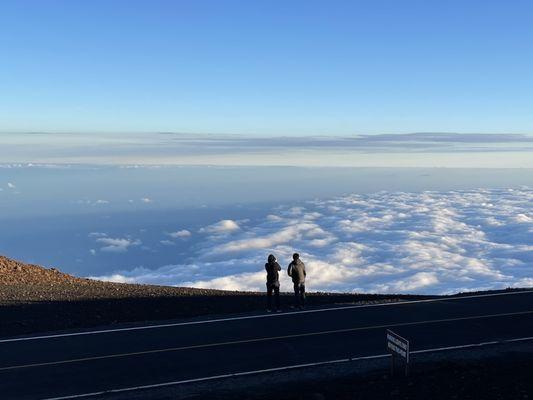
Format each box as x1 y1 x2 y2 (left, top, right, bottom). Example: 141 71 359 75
287 253 306 309
265 254 281 312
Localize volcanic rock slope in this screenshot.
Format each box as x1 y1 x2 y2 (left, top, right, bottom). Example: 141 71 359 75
0 255 229 303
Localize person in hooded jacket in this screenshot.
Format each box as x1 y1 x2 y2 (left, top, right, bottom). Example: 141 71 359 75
287 253 306 309
265 254 282 312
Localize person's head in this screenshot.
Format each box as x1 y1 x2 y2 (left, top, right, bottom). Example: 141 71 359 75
268 254 276 263
292 253 300 261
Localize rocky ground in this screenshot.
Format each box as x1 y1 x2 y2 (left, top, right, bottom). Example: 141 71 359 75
0 255 426 337
0 255 232 301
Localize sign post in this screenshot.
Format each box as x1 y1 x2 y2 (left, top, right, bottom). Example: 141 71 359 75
386 329 410 377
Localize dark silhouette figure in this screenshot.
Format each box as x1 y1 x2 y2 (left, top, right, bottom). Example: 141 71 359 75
265 254 281 312
287 253 306 309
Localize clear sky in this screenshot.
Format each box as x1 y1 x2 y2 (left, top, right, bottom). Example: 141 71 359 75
1 0 532 135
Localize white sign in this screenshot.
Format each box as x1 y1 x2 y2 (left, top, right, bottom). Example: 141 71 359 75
386 329 410 376
387 331 409 361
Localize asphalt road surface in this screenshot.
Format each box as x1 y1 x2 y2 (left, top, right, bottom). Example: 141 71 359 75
2 290 533 400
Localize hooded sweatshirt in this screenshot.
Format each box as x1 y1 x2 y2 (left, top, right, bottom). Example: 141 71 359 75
287 259 306 284
265 254 281 286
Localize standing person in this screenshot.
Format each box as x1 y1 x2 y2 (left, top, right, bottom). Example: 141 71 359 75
287 253 306 310
265 254 281 312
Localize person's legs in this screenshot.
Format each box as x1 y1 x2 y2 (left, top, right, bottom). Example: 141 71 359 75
267 284 273 311
274 285 280 311
300 284 306 308
293 283 300 307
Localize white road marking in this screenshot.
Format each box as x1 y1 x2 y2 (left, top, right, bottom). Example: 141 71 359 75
40 335 533 400
2 289 532 343
2 309 532 372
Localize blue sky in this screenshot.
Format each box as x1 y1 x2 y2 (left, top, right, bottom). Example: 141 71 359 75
1 0 533 135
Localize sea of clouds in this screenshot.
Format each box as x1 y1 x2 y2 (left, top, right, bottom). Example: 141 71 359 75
91 187 533 295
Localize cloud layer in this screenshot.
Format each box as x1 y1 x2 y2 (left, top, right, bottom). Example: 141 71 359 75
90 187 533 294
2 132 533 167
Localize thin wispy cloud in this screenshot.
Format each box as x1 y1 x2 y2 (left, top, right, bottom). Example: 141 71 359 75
95 237 142 253
167 230 192 239
199 219 241 235
1 132 533 167
88 232 107 238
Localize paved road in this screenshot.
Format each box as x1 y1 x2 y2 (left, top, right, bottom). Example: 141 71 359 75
2 290 533 400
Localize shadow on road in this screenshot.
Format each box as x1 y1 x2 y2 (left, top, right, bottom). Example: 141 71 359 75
0 293 430 338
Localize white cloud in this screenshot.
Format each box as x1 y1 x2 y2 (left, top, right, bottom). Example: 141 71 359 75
208 223 317 255
92 187 533 295
140 197 152 203
94 199 109 204
91 264 202 286
89 274 137 284
88 232 107 238
373 272 439 292
186 271 265 292
199 219 240 234
515 214 533 223
167 230 191 239
96 237 141 253
7 182 15 189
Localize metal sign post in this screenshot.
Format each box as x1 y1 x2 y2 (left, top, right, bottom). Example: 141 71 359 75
386 329 410 377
